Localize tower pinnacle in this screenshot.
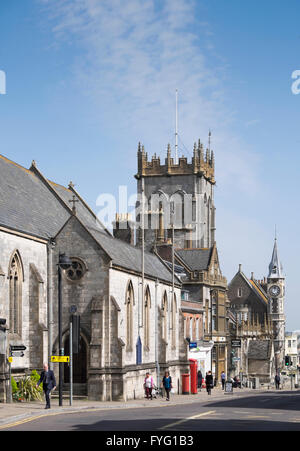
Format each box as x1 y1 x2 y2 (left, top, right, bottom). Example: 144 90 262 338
268 237 283 279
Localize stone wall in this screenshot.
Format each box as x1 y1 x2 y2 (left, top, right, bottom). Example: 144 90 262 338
0 230 48 373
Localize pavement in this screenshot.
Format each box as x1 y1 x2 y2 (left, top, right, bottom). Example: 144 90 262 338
0 387 277 429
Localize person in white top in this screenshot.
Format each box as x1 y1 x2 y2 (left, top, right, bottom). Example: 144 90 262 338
144 372 154 399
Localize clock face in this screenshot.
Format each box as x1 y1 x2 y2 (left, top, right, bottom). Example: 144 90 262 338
269 284 281 297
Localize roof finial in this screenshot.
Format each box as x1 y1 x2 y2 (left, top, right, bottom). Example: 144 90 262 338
167 143 171 157
69 194 79 215
208 129 212 151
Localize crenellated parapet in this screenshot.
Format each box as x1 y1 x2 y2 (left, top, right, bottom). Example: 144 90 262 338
136 140 215 183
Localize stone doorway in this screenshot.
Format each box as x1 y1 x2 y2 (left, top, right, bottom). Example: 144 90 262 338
64 335 87 385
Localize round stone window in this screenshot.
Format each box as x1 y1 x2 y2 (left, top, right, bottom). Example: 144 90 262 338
66 258 86 281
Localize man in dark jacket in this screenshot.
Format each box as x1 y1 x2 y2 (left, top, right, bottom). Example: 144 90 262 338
275 373 281 390
36 363 56 409
205 371 214 395
197 370 203 391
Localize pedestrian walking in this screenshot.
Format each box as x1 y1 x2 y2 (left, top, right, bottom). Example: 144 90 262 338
275 373 281 390
144 372 154 400
197 370 203 391
221 371 226 390
162 371 172 401
205 371 214 395
36 362 56 409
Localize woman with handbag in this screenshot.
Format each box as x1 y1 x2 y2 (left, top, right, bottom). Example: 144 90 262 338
162 371 172 401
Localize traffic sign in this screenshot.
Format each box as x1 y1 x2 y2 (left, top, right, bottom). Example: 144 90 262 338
51 355 70 363
10 345 26 352
11 351 24 357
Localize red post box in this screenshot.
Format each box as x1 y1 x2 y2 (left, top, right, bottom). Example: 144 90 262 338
189 358 198 394
182 374 190 395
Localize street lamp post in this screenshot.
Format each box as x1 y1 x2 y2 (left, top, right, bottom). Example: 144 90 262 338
57 253 72 407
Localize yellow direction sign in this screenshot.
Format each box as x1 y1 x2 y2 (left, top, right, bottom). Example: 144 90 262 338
51 356 70 363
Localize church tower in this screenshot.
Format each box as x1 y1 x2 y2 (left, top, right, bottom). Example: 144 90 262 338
267 238 286 370
135 138 216 251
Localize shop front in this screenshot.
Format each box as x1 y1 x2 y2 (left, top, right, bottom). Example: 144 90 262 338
188 340 214 378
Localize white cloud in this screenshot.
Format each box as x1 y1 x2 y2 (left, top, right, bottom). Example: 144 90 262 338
39 0 263 196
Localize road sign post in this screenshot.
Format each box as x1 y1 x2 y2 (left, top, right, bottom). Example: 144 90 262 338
70 319 73 406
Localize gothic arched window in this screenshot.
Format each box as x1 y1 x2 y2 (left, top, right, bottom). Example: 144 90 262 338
171 294 177 348
9 251 23 336
144 286 151 349
162 291 168 342
170 191 185 228
207 197 211 247
126 281 134 351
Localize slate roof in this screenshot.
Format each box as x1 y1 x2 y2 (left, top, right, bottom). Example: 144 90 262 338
228 270 268 307
87 225 179 284
175 248 212 271
248 340 272 360
0 154 177 284
0 155 70 239
0 154 109 239
249 279 268 303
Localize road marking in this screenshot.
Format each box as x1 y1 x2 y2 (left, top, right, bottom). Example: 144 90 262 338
246 415 270 419
0 411 67 429
159 410 216 430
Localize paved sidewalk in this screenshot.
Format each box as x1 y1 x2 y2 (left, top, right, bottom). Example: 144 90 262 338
0 387 269 428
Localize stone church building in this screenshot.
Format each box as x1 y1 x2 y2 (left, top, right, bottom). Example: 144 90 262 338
0 154 188 401
0 134 233 400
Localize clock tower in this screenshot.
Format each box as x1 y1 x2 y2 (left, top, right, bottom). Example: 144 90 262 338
267 238 286 370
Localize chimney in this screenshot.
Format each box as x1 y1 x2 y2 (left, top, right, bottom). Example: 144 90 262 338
112 213 135 246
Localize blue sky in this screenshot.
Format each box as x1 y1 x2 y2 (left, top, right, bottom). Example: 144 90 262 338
0 0 299 330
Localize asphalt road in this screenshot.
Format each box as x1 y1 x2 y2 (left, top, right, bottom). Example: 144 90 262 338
3 390 300 432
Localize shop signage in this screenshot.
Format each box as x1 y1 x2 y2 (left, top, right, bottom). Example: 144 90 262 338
189 342 197 349
231 340 241 348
